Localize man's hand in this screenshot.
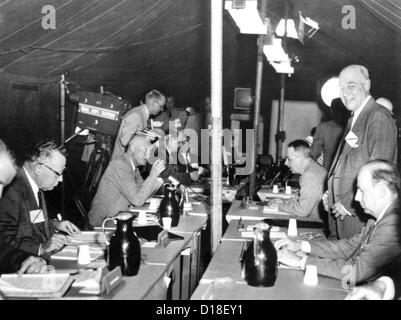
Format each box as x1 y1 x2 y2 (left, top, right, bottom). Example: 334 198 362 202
190 171 199 181
149 159 166 178
322 191 329 212
40 234 67 255
55 220 81 236
332 202 353 220
277 249 302 268
18 256 47 275
345 277 395 300
274 238 302 252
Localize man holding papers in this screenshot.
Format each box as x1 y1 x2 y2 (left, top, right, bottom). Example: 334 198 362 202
0 139 46 275
269 140 327 223
276 160 401 285
325 65 397 239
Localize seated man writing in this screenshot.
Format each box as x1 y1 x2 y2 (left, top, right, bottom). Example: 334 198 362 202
275 160 401 285
88 135 166 227
0 140 80 258
269 140 327 222
0 139 47 274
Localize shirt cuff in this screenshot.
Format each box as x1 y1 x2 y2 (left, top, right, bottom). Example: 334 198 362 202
301 240 311 253
377 276 395 300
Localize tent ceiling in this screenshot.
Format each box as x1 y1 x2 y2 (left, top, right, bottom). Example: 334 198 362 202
0 0 400 101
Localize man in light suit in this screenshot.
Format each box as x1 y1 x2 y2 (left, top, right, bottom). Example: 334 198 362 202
269 140 327 223
0 139 47 274
111 90 165 160
324 65 397 239
275 160 401 285
89 135 166 227
0 141 80 257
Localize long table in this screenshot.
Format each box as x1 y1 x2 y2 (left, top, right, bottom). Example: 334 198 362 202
49 202 208 300
191 203 348 300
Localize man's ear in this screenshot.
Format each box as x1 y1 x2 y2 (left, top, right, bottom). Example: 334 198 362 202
363 78 371 93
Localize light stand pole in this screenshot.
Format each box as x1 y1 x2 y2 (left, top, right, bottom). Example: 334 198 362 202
249 34 265 198
210 0 223 253
60 74 66 216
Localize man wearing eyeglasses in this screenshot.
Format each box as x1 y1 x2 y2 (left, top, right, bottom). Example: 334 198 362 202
111 89 165 160
0 140 80 258
324 65 397 240
0 139 47 275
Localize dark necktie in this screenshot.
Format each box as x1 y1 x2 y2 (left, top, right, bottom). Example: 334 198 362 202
329 113 354 177
349 221 375 262
38 190 51 238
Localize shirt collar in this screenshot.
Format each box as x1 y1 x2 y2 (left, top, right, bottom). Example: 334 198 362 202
351 95 371 128
375 200 393 225
143 104 149 120
23 166 39 204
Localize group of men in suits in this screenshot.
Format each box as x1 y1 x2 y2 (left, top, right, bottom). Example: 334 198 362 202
0 140 81 275
275 64 400 298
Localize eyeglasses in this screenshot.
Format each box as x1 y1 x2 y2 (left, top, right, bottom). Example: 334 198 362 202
37 162 64 177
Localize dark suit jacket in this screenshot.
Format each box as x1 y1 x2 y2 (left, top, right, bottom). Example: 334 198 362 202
0 169 54 255
311 120 343 171
328 97 398 239
306 201 401 284
0 242 31 274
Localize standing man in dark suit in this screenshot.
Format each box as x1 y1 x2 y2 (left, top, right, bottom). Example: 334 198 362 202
0 140 80 257
324 65 397 239
111 90 165 160
0 139 47 274
276 160 401 285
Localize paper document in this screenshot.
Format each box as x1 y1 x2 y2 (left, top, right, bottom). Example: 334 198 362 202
0 273 73 298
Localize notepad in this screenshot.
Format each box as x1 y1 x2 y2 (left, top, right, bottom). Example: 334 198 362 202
51 245 104 261
0 273 73 298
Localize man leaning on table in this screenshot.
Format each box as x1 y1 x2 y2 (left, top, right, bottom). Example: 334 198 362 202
275 160 401 285
0 139 47 275
0 140 80 258
269 140 327 223
88 134 165 227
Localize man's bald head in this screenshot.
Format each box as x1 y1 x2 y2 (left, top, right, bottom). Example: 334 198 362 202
128 135 151 166
355 160 400 218
376 97 393 114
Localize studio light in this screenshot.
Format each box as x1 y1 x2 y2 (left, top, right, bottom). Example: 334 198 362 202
225 0 269 34
321 77 340 107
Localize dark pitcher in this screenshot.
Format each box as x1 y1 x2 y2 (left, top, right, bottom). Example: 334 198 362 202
102 212 141 276
241 223 277 287
158 183 183 227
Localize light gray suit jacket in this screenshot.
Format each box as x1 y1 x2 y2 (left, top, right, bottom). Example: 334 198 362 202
88 153 163 227
278 159 327 222
306 201 401 284
328 97 397 239
111 105 148 160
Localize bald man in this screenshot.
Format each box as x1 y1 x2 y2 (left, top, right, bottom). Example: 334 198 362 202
0 139 47 275
277 160 401 285
89 135 165 227
325 65 398 239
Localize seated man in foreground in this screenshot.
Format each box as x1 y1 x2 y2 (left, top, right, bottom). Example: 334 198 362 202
269 140 327 222
0 141 80 258
275 160 401 285
88 135 166 227
0 139 48 274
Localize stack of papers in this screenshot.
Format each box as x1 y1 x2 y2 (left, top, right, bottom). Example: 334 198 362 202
52 245 104 261
0 273 73 298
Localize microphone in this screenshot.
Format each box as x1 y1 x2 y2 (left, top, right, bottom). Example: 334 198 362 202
168 175 181 187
